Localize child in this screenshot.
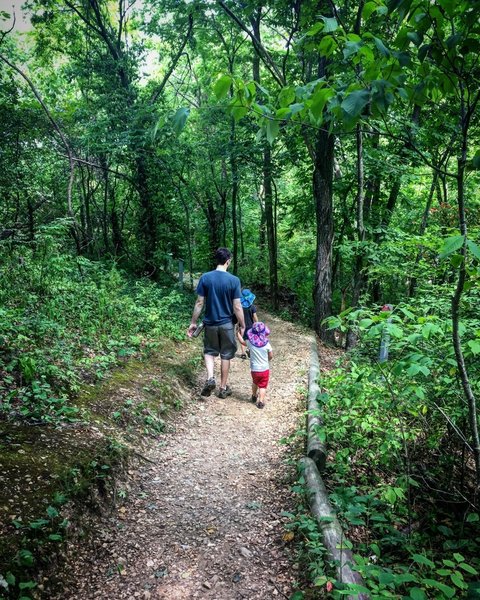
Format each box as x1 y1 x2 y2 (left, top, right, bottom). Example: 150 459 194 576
242 321 273 409
237 288 258 359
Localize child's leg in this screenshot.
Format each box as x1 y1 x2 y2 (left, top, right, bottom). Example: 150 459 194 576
258 387 267 404
251 381 258 401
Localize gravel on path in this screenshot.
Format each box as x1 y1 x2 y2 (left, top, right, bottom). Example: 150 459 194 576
52 312 312 600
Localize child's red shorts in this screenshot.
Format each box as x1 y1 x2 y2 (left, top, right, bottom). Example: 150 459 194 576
251 369 269 389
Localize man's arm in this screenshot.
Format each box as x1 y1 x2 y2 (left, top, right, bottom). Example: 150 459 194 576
187 295 204 337
233 298 245 337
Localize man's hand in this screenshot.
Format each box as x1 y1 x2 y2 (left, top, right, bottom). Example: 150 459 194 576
239 326 245 340
188 295 205 338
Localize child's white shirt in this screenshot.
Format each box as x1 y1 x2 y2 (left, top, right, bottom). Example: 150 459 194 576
247 341 272 372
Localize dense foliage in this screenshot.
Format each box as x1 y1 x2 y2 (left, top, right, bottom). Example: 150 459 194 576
0 222 192 423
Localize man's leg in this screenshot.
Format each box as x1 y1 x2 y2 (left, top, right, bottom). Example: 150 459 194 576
200 326 219 396
205 353 215 380
220 359 230 389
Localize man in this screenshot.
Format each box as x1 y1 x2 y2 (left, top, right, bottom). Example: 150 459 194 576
187 248 245 398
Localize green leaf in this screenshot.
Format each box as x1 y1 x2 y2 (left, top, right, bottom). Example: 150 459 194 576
418 44 430 62
451 572 468 589
412 554 435 568
172 107 190 135
230 104 249 122
374 36 390 56
213 75 232 100
321 16 339 32
422 579 455 597
363 1 381 20
466 513 479 522
443 560 456 568
266 119 280 145
19 581 37 590
407 363 421 377
467 239 480 261
306 22 323 36
439 235 465 260
341 89 370 117
18 549 34 567
387 323 403 338
359 318 373 328
459 563 478 575
46 505 59 519
275 107 291 119
467 340 480 355
409 588 427 600
278 86 296 107
289 592 305 600
289 102 304 115
379 571 394 584
310 87 334 119
48 534 63 541
6 572 15 585
471 150 480 169
453 553 465 563
385 487 397 504
318 35 337 57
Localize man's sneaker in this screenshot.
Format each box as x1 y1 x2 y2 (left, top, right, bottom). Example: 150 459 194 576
217 386 232 399
200 378 216 397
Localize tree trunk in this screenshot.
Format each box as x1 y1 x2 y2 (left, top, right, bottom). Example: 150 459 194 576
346 124 366 350
408 171 438 297
451 100 480 490
263 143 279 308
313 128 335 343
136 153 157 276
230 118 239 275
251 8 279 307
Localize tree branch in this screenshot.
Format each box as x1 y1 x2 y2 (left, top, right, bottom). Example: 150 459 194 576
217 1 285 87
150 14 194 104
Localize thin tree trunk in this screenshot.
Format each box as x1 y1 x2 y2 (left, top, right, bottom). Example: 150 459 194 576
408 171 438 297
251 8 279 307
346 124 366 349
452 97 480 490
230 117 239 275
263 143 279 308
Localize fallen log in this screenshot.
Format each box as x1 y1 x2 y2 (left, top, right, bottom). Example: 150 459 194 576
300 457 369 599
307 338 327 472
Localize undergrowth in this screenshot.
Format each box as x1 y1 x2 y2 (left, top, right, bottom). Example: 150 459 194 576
0 223 193 424
291 295 480 599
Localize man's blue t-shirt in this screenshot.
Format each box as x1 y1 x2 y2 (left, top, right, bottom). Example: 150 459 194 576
196 270 241 326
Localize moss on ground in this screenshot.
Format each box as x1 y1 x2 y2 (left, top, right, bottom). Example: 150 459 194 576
0 337 200 598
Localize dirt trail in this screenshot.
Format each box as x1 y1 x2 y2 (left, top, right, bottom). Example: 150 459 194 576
53 313 312 600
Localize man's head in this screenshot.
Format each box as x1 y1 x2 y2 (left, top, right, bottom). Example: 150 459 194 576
215 247 232 267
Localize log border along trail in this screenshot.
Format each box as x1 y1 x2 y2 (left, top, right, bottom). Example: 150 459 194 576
49 312 312 599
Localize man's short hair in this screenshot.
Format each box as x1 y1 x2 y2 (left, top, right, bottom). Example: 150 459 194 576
215 247 232 265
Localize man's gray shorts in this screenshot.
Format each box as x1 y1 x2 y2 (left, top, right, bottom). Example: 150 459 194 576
204 323 237 360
